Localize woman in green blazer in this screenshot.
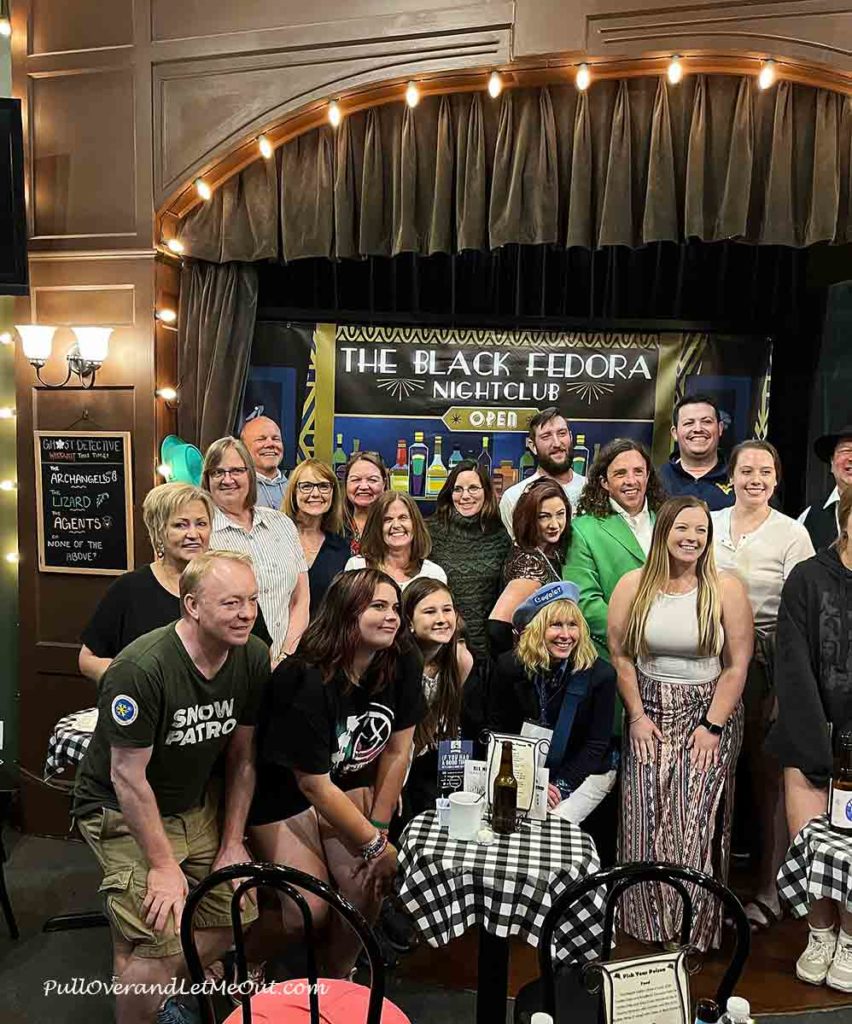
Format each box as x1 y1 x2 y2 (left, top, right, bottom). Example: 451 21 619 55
563 439 667 660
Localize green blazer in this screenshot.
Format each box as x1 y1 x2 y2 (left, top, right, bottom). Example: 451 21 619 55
562 511 655 660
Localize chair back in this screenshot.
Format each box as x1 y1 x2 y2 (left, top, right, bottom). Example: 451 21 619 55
180 861 387 1024
537 861 750 1021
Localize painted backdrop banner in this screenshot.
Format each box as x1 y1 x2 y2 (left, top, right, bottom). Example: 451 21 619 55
243 323 772 501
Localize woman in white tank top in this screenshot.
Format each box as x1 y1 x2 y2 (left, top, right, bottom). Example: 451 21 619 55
608 496 753 951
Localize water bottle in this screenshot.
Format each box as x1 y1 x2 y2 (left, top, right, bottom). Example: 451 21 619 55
719 996 752 1024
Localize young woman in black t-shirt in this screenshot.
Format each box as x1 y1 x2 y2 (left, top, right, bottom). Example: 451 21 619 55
248 568 424 977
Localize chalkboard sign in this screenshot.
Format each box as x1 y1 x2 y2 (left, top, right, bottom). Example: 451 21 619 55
34 431 134 575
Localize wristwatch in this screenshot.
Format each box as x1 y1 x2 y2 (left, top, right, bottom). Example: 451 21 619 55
699 714 723 736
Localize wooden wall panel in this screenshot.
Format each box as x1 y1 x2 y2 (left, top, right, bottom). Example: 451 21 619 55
32 285 135 327
29 69 137 240
29 0 134 56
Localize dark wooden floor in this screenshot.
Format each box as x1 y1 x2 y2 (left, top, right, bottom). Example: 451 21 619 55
398 915 852 1014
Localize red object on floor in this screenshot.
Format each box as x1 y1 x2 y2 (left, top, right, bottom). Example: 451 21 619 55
222 978 411 1023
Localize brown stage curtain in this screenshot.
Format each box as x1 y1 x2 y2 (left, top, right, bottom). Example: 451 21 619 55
177 76 852 259
176 261 258 450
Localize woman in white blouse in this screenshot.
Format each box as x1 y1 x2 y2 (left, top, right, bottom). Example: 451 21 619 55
712 439 814 932
344 492 447 591
204 437 310 664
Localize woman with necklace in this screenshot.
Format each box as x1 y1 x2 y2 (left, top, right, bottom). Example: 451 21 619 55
608 496 753 951
341 451 389 556
711 440 814 932
768 488 852 989
282 459 350 617
488 478 572 657
344 491 447 590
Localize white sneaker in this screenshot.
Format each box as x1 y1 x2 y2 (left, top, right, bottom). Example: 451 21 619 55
796 930 837 985
827 935 852 992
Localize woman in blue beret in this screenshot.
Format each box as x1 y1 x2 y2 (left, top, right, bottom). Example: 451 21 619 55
485 581 617 825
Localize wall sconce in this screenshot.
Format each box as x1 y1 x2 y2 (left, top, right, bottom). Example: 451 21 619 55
16 325 113 389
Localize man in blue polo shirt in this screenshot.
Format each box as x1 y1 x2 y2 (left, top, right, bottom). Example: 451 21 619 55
657 393 734 511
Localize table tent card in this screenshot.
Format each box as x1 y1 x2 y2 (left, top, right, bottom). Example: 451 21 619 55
437 739 474 794
598 951 690 1024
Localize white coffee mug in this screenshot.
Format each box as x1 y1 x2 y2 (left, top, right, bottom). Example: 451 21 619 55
448 791 483 841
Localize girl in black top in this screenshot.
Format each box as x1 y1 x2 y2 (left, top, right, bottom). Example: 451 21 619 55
487 582 616 824
249 568 424 977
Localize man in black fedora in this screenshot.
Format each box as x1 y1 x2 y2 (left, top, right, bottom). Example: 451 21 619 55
798 424 852 550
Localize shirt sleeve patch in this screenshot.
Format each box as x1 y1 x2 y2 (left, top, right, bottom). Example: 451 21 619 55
111 694 139 726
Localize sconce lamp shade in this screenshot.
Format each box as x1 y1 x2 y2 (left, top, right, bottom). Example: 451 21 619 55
160 434 203 485
72 326 112 363
16 324 56 362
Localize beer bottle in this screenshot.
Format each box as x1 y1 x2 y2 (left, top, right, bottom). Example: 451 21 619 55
492 741 518 835
830 725 852 834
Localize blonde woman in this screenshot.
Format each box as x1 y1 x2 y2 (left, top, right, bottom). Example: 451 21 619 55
344 492 447 591
608 496 753 951
79 482 271 682
486 581 616 825
282 459 349 616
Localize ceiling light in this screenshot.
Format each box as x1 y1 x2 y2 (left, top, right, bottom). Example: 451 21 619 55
667 56 683 85
328 101 342 128
258 134 273 159
758 59 776 90
576 64 591 91
405 82 420 108
194 178 212 201
487 72 503 99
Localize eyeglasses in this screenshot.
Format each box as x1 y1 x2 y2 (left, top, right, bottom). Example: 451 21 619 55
210 467 248 480
452 485 483 497
296 481 333 495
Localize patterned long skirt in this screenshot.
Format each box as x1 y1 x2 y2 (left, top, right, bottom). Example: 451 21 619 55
618 672 744 951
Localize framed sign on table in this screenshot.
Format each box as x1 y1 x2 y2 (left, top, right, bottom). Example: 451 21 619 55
34 431 134 576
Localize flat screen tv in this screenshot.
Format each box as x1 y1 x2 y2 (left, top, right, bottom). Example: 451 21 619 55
0 98 27 296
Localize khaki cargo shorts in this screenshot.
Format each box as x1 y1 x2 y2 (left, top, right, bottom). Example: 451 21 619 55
77 794 258 959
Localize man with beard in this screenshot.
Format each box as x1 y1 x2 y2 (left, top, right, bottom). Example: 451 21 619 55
657 394 734 511
241 414 288 509
798 425 852 550
500 408 586 537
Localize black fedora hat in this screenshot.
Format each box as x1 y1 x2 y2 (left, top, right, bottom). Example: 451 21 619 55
814 424 852 464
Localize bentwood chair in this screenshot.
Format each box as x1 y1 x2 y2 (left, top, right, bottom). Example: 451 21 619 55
514 862 751 1024
180 862 411 1024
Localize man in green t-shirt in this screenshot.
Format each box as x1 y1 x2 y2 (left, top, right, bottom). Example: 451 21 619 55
73 550 270 1024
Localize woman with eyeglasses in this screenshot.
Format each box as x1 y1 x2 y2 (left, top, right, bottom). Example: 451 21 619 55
488 478 572 657
427 460 511 657
205 437 309 664
282 459 350 617
341 451 389 556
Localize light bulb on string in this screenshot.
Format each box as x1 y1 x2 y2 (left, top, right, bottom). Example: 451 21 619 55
5 552 18 564
164 238 184 254
576 64 591 91
194 178 212 201
0 407 15 419
156 387 178 402
156 308 177 324
758 60 776 90
667 56 683 85
258 134 273 159
487 72 503 99
328 101 342 128
405 82 420 108
0 479 15 491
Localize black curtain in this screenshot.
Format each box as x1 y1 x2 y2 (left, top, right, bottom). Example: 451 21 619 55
256 240 852 515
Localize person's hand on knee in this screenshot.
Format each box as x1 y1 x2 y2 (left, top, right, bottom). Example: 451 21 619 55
143 859 189 934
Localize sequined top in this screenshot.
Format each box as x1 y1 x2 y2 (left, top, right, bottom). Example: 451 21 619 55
502 544 562 587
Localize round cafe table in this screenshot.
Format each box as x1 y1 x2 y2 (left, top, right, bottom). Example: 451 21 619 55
778 814 852 917
397 810 605 1024
44 706 98 785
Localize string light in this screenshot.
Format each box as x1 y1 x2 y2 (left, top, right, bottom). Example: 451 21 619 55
164 238 184 254
157 463 173 480
0 332 11 345
5 552 18 564
0 407 15 419
194 178 212 201
156 387 178 402
758 59 776 90
575 64 591 91
156 308 177 324
667 56 683 85
0 480 15 491
487 72 503 99
328 101 342 128
258 134 273 159
405 82 420 108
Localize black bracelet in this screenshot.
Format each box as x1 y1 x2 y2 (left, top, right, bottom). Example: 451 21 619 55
699 714 723 736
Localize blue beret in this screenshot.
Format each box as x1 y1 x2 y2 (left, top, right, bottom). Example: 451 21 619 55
512 580 581 631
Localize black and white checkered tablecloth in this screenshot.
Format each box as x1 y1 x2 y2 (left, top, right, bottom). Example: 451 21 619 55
778 814 852 917
397 810 605 963
44 707 97 779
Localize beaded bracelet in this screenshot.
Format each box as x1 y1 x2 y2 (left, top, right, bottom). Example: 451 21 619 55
362 831 388 862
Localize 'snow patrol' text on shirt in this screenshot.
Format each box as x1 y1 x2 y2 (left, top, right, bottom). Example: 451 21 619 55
165 698 237 745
